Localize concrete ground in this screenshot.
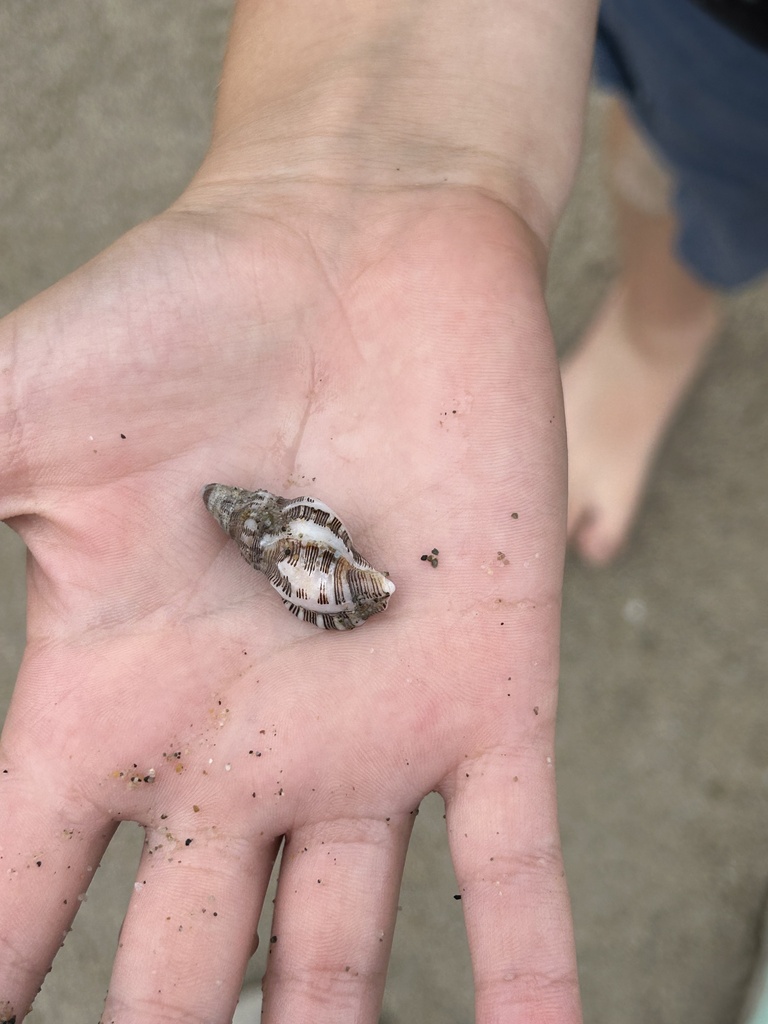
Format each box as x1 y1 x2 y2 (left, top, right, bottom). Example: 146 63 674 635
2 3 768 1022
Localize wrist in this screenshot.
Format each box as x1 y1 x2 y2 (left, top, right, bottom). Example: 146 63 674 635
182 0 597 248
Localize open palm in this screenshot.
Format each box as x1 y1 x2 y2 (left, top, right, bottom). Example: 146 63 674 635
0 193 578 1024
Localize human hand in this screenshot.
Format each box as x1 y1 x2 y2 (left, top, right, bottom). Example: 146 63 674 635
0 0 600 1016
0 187 577 1023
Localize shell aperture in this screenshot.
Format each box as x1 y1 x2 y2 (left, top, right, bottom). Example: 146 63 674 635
202 484 395 630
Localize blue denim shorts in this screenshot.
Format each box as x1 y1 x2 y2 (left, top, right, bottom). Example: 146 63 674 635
595 0 768 288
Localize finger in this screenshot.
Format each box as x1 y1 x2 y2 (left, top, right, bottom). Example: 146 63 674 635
261 813 414 1024
0 776 115 1024
100 826 278 1024
442 750 582 1024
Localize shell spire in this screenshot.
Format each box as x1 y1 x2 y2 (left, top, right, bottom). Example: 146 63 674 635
202 484 395 630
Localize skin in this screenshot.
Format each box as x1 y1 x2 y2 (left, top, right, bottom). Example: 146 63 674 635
563 98 721 565
0 2 597 1021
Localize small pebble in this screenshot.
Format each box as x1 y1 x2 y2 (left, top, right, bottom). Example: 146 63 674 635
622 597 648 626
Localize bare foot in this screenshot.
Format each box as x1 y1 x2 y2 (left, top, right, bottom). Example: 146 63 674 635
562 282 720 565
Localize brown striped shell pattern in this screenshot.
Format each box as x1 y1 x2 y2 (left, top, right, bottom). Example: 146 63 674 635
202 484 395 630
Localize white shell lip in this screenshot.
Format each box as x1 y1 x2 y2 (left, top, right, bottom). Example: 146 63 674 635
202 483 395 630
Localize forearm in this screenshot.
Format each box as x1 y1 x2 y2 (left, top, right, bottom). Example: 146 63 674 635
192 0 598 247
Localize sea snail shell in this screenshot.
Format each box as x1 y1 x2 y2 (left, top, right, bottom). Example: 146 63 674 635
202 484 395 630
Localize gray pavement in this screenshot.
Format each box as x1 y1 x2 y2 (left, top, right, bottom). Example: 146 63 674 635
2 4 768 1023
